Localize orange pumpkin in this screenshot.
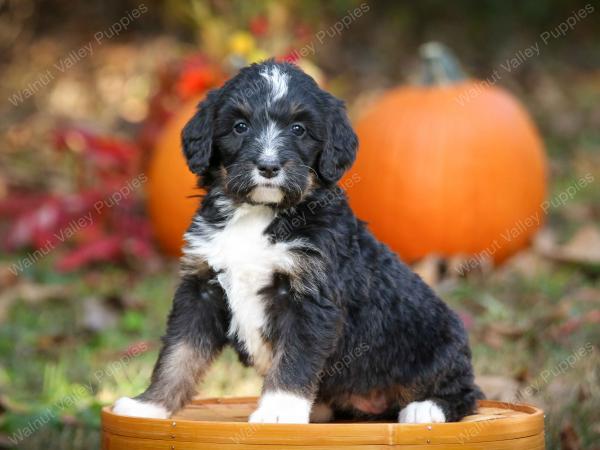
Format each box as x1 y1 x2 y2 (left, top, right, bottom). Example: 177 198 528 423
146 97 202 256
344 43 547 264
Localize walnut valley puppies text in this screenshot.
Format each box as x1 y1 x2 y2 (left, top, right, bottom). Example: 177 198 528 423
8 173 147 275
456 3 594 106
8 4 148 106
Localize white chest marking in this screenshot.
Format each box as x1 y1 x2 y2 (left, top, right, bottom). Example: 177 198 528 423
185 204 297 373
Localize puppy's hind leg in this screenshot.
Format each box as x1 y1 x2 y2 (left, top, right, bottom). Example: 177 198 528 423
428 382 484 423
398 362 483 423
113 275 228 418
310 403 334 423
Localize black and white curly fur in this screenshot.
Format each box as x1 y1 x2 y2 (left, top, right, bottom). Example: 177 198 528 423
113 60 482 424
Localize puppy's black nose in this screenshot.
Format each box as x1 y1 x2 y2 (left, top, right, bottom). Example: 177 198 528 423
257 162 281 179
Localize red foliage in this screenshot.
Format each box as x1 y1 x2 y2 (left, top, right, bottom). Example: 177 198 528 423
176 54 224 101
53 128 138 168
53 128 140 186
3 191 102 251
2 126 156 272
279 50 301 64
293 23 312 41
137 53 223 154
249 15 269 37
1 52 224 272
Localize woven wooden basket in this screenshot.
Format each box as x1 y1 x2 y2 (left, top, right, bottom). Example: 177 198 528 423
102 397 544 449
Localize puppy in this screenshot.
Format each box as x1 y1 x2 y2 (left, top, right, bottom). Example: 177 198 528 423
113 60 482 424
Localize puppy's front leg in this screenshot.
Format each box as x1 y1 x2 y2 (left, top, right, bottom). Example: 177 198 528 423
249 294 340 424
113 274 228 418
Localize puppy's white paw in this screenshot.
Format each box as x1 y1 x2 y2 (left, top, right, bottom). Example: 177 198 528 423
398 400 446 424
112 397 170 419
248 391 311 424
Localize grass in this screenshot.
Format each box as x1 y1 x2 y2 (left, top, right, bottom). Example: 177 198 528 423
0 259 264 449
2 249 599 450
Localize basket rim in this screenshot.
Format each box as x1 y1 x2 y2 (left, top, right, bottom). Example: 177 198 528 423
102 397 544 446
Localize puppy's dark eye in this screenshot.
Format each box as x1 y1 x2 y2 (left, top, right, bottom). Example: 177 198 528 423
233 121 249 134
291 123 306 137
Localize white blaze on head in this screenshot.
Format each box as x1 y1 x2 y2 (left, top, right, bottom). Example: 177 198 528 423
260 65 289 103
257 121 282 158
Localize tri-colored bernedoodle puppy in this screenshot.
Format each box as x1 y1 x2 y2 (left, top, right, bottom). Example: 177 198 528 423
113 60 482 424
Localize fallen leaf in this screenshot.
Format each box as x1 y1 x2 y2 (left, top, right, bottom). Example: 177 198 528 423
447 253 494 278
534 228 558 256
481 321 527 348
556 310 600 337
560 422 581 450
60 414 80 426
11 282 68 304
487 322 527 339
475 375 520 402
561 226 600 264
79 296 120 332
497 249 551 279
535 226 600 267
568 287 600 304
412 254 444 286
0 263 18 288
546 378 577 406
36 334 76 351
481 327 506 349
457 310 475 331
121 340 152 358
0 174 6 199
0 281 69 323
561 203 595 223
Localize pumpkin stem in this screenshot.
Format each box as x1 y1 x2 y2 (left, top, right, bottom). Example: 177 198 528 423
419 42 467 85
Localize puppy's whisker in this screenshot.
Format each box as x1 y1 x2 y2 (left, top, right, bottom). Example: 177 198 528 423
224 171 248 191
224 163 250 172
298 164 319 179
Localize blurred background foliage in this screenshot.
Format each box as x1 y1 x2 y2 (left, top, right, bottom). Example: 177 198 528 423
0 1 599 449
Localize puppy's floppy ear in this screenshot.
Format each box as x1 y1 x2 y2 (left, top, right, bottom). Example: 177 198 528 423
317 94 358 185
181 89 219 175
